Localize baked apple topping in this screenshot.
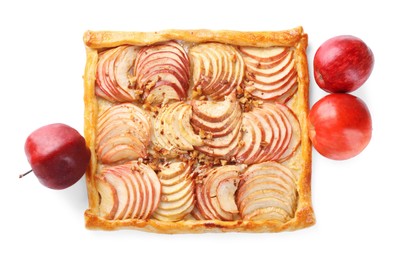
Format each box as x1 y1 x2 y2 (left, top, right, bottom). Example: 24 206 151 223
96 161 161 220
191 94 243 159
96 103 151 164
152 161 195 221
135 41 190 106
189 43 244 100
195 165 245 221
240 46 298 103
95 46 140 102
152 101 203 157
93 40 304 224
237 161 297 222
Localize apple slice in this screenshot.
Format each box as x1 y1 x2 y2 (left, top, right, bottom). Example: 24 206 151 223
97 161 161 220
96 103 150 164
238 189 295 217
243 207 290 222
102 170 130 220
152 102 203 155
276 103 301 161
96 175 118 220
189 43 244 100
153 161 194 221
239 46 289 62
236 112 265 164
128 169 144 219
237 162 297 221
195 165 246 220
216 177 239 214
246 57 295 86
241 46 298 103
246 51 293 77
95 46 140 102
134 41 189 105
177 104 204 147
191 94 236 122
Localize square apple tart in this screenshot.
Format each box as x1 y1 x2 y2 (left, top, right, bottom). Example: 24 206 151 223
83 27 315 233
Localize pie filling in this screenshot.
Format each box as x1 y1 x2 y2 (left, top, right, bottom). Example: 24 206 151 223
92 39 304 224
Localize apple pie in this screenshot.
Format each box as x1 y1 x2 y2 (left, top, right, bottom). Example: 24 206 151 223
83 26 315 233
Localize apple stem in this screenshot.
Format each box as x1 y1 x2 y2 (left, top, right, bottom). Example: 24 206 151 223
19 169 33 179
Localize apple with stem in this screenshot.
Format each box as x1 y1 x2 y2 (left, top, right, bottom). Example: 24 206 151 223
21 123 91 189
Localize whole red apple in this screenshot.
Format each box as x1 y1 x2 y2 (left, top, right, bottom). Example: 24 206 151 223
308 93 372 160
313 35 374 93
24 123 91 189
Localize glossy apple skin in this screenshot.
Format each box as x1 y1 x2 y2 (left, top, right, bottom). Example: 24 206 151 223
314 35 374 93
24 123 91 189
308 94 372 160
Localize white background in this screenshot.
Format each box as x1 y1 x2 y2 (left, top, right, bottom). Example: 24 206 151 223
1 0 396 259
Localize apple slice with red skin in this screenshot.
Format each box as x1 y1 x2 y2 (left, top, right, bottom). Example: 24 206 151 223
152 102 203 155
97 103 150 143
114 46 139 96
243 49 289 70
276 103 301 161
247 77 297 102
96 46 139 102
153 161 195 221
204 167 240 220
103 170 130 220
95 175 118 220
194 118 242 159
258 104 289 161
237 162 297 221
191 96 241 136
116 169 136 219
189 43 243 100
96 161 161 220
238 187 295 217
245 51 293 78
235 114 256 162
246 56 295 86
96 48 120 101
96 103 150 164
239 46 289 62
135 41 189 104
195 165 246 220
191 94 236 122
240 46 298 103
216 177 239 214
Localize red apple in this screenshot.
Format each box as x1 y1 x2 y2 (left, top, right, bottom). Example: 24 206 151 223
314 35 374 93
308 94 372 160
23 123 91 189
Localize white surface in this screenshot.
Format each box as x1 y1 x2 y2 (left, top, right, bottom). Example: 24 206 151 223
1 0 396 259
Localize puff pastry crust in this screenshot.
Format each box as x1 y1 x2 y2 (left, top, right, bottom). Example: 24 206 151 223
83 26 315 233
